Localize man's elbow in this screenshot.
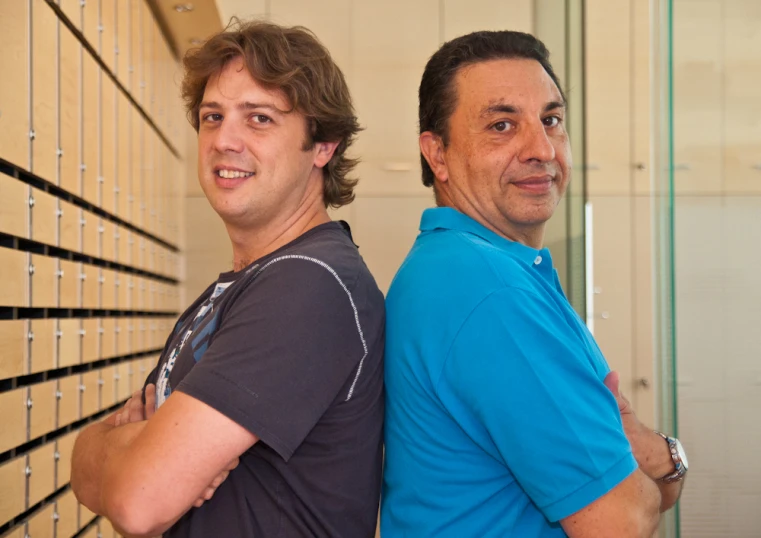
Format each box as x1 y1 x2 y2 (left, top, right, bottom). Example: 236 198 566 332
633 483 662 537
101 477 176 537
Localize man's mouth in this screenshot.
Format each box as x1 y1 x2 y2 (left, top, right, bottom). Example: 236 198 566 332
216 169 255 179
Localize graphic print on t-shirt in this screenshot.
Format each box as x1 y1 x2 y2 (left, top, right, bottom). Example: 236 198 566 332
156 281 232 408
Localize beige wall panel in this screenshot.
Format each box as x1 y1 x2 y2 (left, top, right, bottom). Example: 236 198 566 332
443 0 534 39
672 0 723 195
589 196 635 395
82 0 99 49
101 0 116 72
632 0 653 196
184 196 232 303
80 518 99 536
101 318 116 359
31 0 58 184
585 0 632 196
353 162 430 198
30 254 58 308
60 24 81 194
134 318 147 353
82 318 101 364
82 210 99 258
120 273 134 310
117 0 131 88
102 77 117 214
26 503 55 538
0 320 26 381
59 318 82 368
269 0 351 73
60 199 81 252
101 219 117 262
351 196 434 293
0 456 26 525
131 109 143 224
56 430 79 486
127 318 137 355
0 247 30 307
133 275 145 310
138 356 153 389
352 0 439 68
0 174 29 238
57 374 81 428
82 263 100 309
55 490 80 538
101 268 118 310
140 6 154 111
60 259 82 308
59 0 82 28
116 317 130 355
130 0 142 103
0 0 30 169
81 370 100 416
29 380 57 439
100 515 116 538
0 388 27 454
116 360 131 402
117 94 131 220
29 319 56 375
27 442 56 507
30 188 58 246
101 364 118 410
82 52 100 205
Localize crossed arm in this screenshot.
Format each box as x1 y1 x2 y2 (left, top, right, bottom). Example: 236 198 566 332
70 385 255 537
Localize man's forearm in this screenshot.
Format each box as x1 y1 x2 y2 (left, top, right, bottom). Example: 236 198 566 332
626 424 684 512
70 417 146 515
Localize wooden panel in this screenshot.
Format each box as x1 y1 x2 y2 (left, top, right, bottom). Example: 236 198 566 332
60 22 81 194
30 188 58 246
59 0 82 29
101 268 118 310
133 317 146 353
117 226 130 266
100 516 116 538
58 318 82 368
82 51 100 205
81 263 100 309
59 259 82 309
82 318 100 364
117 94 131 220
31 0 58 183
101 219 116 262
0 456 26 525
81 370 100 417
100 0 116 71
141 7 155 112
28 442 56 507
101 365 117 410
120 273 133 310
80 511 98 534
131 109 143 227
0 0 30 169
57 374 80 428
26 503 55 538
101 318 116 359
0 174 29 238
29 380 57 439
0 388 28 454
59 199 80 252
82 0 99 49
30 254 58 308
0 320 26 381
116 317 130 356
55 489 80 538
81 210 99 258
102 76 117 214
0 247 29 307
117 0 131 88
116 360 131 402
133 275 145 310
29 319 56 375
56 430 79 486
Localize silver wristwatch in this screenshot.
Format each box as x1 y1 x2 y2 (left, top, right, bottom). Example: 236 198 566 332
655 431 689 483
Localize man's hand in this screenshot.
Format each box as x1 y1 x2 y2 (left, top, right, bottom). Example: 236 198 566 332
604 371 684 512
111 384 237 509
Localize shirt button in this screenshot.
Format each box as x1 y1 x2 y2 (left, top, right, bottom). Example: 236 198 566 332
534 255 542 265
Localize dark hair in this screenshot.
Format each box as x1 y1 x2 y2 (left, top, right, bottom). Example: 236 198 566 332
182 19 361 208
418 30 565 187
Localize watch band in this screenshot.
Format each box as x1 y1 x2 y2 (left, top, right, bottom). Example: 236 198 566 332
655 431 687 483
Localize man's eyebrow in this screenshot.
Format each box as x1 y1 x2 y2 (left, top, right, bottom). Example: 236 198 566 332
479 99 567 118
198 101 284 113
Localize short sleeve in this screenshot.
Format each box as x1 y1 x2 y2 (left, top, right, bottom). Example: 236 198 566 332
177 257 366 461
436 287 637 522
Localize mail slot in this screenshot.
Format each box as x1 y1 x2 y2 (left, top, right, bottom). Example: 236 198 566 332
0 455 26 526
29 318 56 375
59 259 82 308
56 429 78 486
0 387 28 454
0 320 26 380
29 380 57 439
81 210 99 258
27 440 56 507
58 318 82 368
81 318 100 364
57 374 81 428
0 173 29 238
30 254 58 307
0 247 30 307
54 489 79 538
81 263 100 309
59 199 81 252
30 187 58 246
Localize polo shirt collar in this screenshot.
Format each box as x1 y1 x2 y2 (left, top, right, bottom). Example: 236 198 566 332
420 207 551 267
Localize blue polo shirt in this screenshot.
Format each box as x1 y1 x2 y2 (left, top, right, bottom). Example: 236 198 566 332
381 207 637 537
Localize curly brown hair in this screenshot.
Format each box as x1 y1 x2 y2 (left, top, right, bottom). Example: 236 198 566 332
182 19 361 208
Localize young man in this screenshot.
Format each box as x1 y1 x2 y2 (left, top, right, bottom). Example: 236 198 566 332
381 31 687 537
71 21 385 538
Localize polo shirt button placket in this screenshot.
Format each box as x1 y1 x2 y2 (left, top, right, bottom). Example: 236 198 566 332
534 255 542 266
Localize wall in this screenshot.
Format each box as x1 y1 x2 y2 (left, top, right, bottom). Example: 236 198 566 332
0 1 186 537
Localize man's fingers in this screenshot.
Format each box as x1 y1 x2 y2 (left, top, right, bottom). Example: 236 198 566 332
193 498 205 508
226 457 240 471
144 384 157 419
127 390 144 422
210 471 229 489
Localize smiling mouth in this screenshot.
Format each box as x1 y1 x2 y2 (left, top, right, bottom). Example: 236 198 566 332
216 169 255 179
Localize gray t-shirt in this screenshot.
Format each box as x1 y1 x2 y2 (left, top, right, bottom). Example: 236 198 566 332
145 222 385 537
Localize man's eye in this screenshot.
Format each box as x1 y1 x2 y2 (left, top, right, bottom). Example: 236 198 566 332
543 116 561 127
202 113 222 122
492 121 511 132
252 114 272 124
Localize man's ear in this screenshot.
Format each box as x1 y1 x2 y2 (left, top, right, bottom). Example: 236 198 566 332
313 141 340 168
419 131 448 183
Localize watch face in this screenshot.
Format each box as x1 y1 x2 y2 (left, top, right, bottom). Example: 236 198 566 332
675 438 688 470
